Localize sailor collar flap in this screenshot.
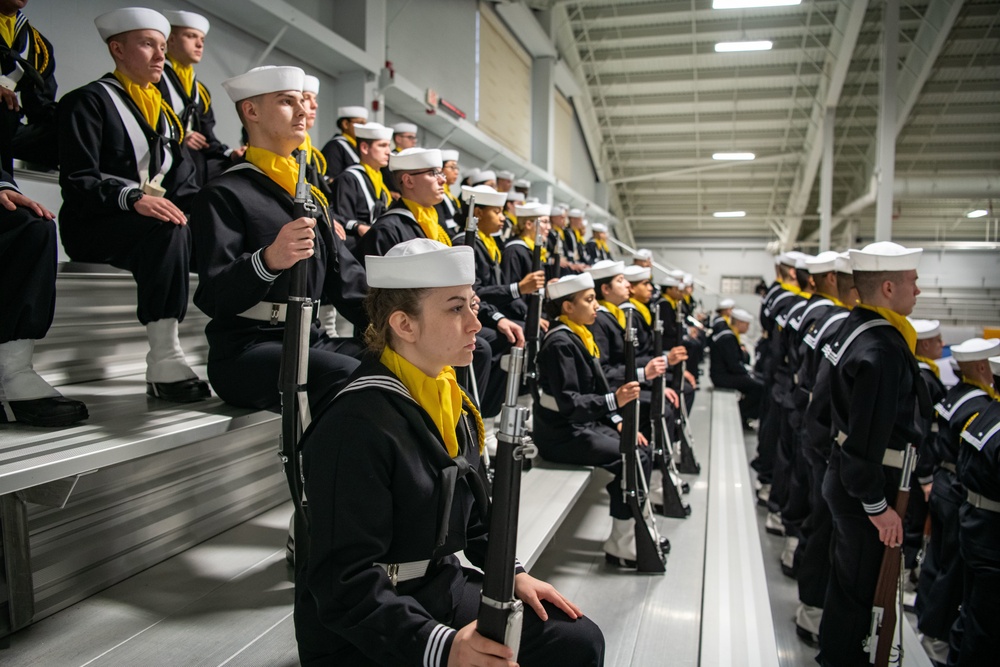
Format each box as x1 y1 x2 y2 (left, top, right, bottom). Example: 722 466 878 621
962 414 1000 452
935 386 989 421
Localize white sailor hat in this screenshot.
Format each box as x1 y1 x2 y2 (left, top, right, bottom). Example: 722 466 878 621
95 7 171 41
441 150 459 164
835 251 854 274
222 66 304 103
551 204 568 216
506 191 525 203
669 269 684 281
660 274 680 287
794 254 814 270
496 170 514 181
366 239 474 289
513 178 531 189
302 75 319 95
591 222 608 233
806 251 840 274
337 106 368 120
683 273 693 285
586 259 625 281
392 122 418 135
389 147 441 172
461 185 507 208
568 208 585 218
162 10 210 35
731 308 754 323
635 248 653 260
515 202 549 218
951 338 1000 363
908 318 941 340
718 298 735 310
990 356 1000 376
471 170 496 185
850 242 923 272
464 167 481 182
548 273 595 300
624 265 651 282
353 122 393 141
780 250 809 267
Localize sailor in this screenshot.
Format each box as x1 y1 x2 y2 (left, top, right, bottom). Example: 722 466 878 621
533 273 662 569
916 337 999 662
328 121 392 240
622 264 656 357
565 208 588 267
190 65 368 413
547 203 573 274
710 308 763 425
584 222 612 265
293 239 605 666
817 241 930 666
950 355 1000 664
319 104 367 180
158 10 233 185
299 75 332 199
0 0 58 169
470 168 497 188
495 168 513 192
500 201 551 322
0 157 88 426
657 273 696 395
434 149 462 234
59 7 207 403
380 121 418 198
709 298 735 334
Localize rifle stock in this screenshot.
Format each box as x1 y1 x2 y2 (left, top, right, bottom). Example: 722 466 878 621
669 298 701 475
455 194 478 391
651 301 689 518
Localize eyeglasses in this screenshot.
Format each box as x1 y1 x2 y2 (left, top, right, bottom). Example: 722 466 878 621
409 168 445 179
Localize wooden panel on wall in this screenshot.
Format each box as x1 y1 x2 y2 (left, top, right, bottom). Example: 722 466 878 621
554 91 574 184
478 3 531 160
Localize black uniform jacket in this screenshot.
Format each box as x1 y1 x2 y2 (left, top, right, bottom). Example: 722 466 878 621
535 324 622 436
709 327 750 385
914 364 947 483
451 230 521 328
356 199 427 260
434 192 461 235
590 307 653 389
824 307 930 515
583 240 610 265
297 358 508 666
190 162 368 358
0 11 57 171
787 296 844 409
58 74 199 222
799 309 854 460
329 163 388 235
157 60 230 182
957 399 1000 560
500 238 535 321
933 382 994 467
320 133 359 180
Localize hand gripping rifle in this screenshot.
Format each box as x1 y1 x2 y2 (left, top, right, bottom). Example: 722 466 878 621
478 346 537 658
621 309 667 573
866 444 916 667
279 150 317 561
455 193 478 392
651 302 690 518
672 299 701 475
522 221 545 394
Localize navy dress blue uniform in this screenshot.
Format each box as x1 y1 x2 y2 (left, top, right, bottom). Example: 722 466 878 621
817 307 931 666
905 360 946 571
329 163 387 239
319 133 359 181
709 324 763 421
294 358 605 666
58 74 199 326
190 162 368 413
499 237 534 321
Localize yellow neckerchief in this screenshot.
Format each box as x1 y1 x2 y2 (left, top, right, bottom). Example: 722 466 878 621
245 145 298 196
478 230 501 264
780 280 804 297
733 326 742 346
595 238 609 253
684 293 692 305
443 182 460 206
915 355 940 378
629 298 652 326
363 161 390 201
816 290 847 309
166 55 195 97
298 132 327 176
556 227 566 240
402 198 452 246
343 133 357 148
114 69 163 130
599 300 626 328
558 315 600 358
966 378 999 401
857 303 917 354
0 13 14 46
521 232 548 262
379 346 485 457
573 228 585 245
507 211 518 226
663 294 678 310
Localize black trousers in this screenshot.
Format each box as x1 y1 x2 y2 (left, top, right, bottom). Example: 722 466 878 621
948 504 1000 666
0 206 56 342
916 468 965 641
754 389 778 483
710 372 763 421
474 328 504 418
768 396 798 514
59 210 190 325
904 474 930 570
797 447 832 608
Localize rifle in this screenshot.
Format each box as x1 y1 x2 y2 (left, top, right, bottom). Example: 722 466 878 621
522 220 545 393
279 150 317 564
455 194 478 392
621 309 667 573
672 299 701 475
478 346 536 657
651 301 690 518
866 444 916 667
545 232 563 283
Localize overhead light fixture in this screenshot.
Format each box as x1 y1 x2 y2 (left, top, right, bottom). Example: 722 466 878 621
713 0 802 8
715 40 773 52
712 152 756 161
714 211 747 218
967 209 989 218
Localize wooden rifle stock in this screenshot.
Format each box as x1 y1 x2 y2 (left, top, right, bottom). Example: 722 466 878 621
478 347 535 657
651 301 689 518
867 444 916 666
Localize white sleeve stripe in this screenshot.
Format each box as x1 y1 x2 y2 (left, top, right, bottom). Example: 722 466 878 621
0 181 20 193
251 249 279 282
637 368 645 383
606 393 617 411
510 283 520 298
491 311 505 321
423 624 455 667
863 499 888 514
118 186 138 211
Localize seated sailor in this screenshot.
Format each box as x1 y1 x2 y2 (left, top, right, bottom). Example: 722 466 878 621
434 149 462 235
328 121 392 240
293 238 604 667
320 104 366 180
191 65 367 413
500 201 551 323
583 223 612 265
709 308 764 425
58 7 207 403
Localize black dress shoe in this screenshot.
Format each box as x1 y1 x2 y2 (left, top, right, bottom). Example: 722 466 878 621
2 396 89 427
795 623 819 647
147 378 211 403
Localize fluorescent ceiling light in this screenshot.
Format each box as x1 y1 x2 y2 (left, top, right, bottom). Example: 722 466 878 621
713 211 747 218
713 0 802 8
967 209 989 218
712 152 756 161
715 40 773 52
